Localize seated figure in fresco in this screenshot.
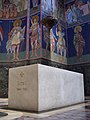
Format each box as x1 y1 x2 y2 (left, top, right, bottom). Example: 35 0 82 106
30 15 39 57
56 25 66 62
73 26 85 59
6 19 25 60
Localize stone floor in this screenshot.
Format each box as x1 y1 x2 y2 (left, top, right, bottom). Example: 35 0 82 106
0 98 90 120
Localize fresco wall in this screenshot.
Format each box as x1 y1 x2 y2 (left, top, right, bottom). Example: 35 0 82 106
41 0 67 64
0 0 27 62
29 0 42 60
65 0 90 64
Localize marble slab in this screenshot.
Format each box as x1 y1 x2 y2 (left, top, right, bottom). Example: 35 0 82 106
8 64 84 112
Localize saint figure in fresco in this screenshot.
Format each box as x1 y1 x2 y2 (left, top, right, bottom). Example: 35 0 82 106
18 0 25 14
66 4 73 25
50 29 55 52
6 19 25 60
32 0 38 8
71 4 78 23
0 26 3 46
73 26 85 59
44 0 47 11
43 26 50 51
56 25 66 62
30 15 40 57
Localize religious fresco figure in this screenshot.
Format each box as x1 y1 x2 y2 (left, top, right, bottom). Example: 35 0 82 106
0 9 3 18
50 29 55 52
44 0 47 10
43 26 50 51
30 15 40 57
0 0 27 19
78 0 90 16
18 0 25 14
0 26 3 46
73 26 85 59
56 25 66 62
66 4 73 25
50 24 66 62
32 0 38 8
6 19 25 60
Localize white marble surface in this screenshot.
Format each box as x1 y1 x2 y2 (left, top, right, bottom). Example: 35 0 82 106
8 64 84 112
8 64 38 111
38 65 84 111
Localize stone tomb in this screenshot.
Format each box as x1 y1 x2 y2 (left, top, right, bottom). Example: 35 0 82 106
8 64 84 112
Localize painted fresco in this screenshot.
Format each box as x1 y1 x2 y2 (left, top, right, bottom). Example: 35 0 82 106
41 0 66 62
29 13 41 58
50 24 67 63
0 26 3 47
67 22 90 64
0 17 27 61
42 0 64 22
6 19 26 60
73 26 85 59
0 0 28 19
30 0 40 15
42 0 52 16
65 0 90 27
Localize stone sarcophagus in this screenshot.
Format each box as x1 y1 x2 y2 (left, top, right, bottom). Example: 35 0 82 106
8 64 84 112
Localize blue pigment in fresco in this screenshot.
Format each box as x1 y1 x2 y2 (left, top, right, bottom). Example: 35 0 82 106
0 17 27 54
67 22 90 58
65 0 90 27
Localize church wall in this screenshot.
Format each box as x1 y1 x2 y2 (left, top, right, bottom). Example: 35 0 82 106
65 0 90 96
0 0 28 62
41 0 67 64
65 0 90 64
29 0 42 60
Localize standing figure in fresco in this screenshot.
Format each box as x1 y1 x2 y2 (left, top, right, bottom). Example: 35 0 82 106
32 0 38 8
0 9 3 18
6 20 25 60
44 0 47 11
66 4 73 25
73 26 85 59
43 26 50 51
71 4 78 23
56 25 66 62
50 29 55 52
18 0 25 14
9 4 13 18
0 26 3 46
30 15 39 57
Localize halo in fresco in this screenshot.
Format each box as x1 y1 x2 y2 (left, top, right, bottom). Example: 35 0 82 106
6 19 26 60
73 25 85 59
29 14 41 57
